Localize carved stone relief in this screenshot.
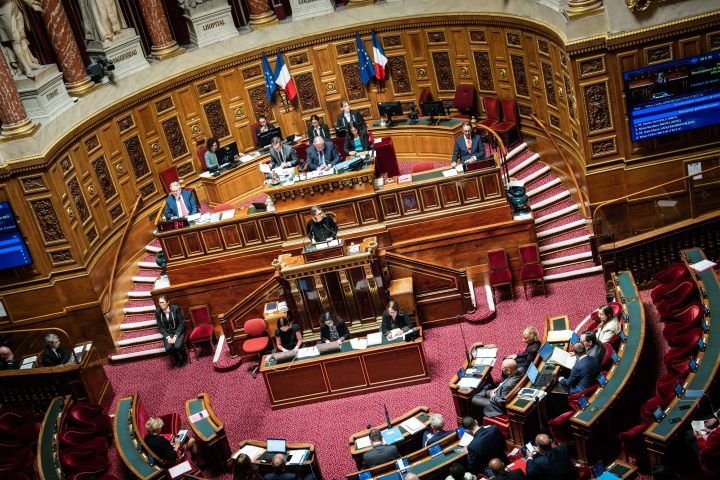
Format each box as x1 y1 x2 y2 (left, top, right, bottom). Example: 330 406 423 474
140 181 157 199
155 97 174 113
161 116 189 159
288 52 309 67
583 81 614 134
382 36 402 48
49 249 74 265
537 39 549 55
469 30 486 43
341 63 368 102
123 136 150 180
178 162 195 178
578 55 606 78
91 156 117 202
431 52 455 92
243 65 262 80
590 138 617 158
59 157 72 175
84 135 100 153
196 80 217 96
86 226 98 245
510 55 529 97
541 62 556 108
473 51 494 92
67 177 91 223
336 42 356 57
247 84 276 122
549 114 561 129
117 115 134 132
388 55 412 95
564 75 575 120
29 198 66 244
646 44 672 66
109 203 124 222
506 33 521 47
203 99 231 139
20 175 46 193
294 72 321 112
427 31 446 44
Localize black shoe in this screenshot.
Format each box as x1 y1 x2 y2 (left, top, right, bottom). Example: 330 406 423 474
179 357 188 368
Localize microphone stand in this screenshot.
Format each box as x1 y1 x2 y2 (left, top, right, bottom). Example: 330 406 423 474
456 315 472 364
384 403 392 430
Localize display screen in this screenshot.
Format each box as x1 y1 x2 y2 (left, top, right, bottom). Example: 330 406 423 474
598 372 608 387
578 395 589 410
539 342 554 361
458 368 466 378
653 407 665 422
620 330 627 342
624 51 720 142
591 461 605 478
612 351 620 364
266 438 286 453
674 381 683 397
689 357 698 372
0 202 32 270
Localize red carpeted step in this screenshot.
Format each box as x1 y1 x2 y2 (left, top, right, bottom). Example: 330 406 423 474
118 328 161 344
128 285 153 299
534 199 578 219
541 244 592 261
108 342 168 364
543 260 598 275
121 314 155 325
525 173 560 193
536 212 585 233
529 186 567 206
132 270 159 284
515 162 548 181
539 228 590 248
238 193 269 209
506 150 537 170
464 286 496 323
123 300 156 315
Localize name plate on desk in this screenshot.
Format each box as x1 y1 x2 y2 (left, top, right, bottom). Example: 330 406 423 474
302 239 344 262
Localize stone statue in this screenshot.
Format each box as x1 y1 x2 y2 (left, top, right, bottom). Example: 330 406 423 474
78 0 129 43
178 0 208 10
0 0 43 78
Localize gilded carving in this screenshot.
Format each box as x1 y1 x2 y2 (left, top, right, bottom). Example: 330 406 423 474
29 198 66 244
67 207 74 219
645 44 672 66
341 63 368 102
86 226 98 245
710 32 720 51
84 135 100 153
506 33 521 47
294 72 321 112
590 138 617 158
469 30 486 43
242 65 261 80
459 66 468 76
336 42 356 57
572 129 578 144
91 157 117 202
117 163 124 173
473 51 494 92
625 0 665 12
161 117 189 159
235 107 244 118
431 51 455 92
358 108 371 119
59 157 72 175
549 114 561 129
583 81 613 134
196 80 217 96
560 51 567 67
67 177 90 223
388 55 412 95
537 39 549 55
427 31 446 44
203 99 231 139
578 55 606 78
247 84 276 122
325 83 335 92
49 249 74 265
541 62 556 108
123 136 150 180
20 175 46 193
510 55 529 97
156 97 174 113
140 182 156 199
117 115 134 132
288 52 309 67
109 203 124 221
518 104 533 118
177 162 195 178
442 99 454 111
417 68 426 78
382 36 402 48
564 75 575 120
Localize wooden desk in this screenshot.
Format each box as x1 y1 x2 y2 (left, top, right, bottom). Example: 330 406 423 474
201 152 268 208
348 406 432 470
234 440 318 477
506 315 570 448
346 431 464 480
644 248 720 464
448 342 494 426
259 328 430 410
114 396 164 480
570 271 645 466
369 118 464 164
605 460 639 480
185 393 232 472
37 396 70 480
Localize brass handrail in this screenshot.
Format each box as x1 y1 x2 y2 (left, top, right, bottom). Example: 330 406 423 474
592 164 720 240
103 194 143 314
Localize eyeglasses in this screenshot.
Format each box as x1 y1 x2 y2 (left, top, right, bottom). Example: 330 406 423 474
315 212 324 217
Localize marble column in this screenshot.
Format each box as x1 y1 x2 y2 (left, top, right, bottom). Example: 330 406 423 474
40 0 100 97
247 0 279 30
137 0 185 60
347 0 376 8
0 53 40 140
565 0 604 20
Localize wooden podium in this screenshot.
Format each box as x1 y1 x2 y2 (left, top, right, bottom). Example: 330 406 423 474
302 239 346 263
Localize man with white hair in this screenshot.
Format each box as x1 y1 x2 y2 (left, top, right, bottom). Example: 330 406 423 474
423 413 453 447
42 333 71 367
164 181 199 220
306 136 340 172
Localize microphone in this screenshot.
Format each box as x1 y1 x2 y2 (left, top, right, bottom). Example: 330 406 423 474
457 315 472 364
367 403 383 429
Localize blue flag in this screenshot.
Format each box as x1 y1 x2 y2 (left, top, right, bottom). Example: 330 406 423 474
262 53 276 101
355 32 375 84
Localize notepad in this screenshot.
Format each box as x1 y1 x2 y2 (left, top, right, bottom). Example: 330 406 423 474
458 377 482 389
259 163 272 173
455 164 464 173
547 330 574 342
458 432 474 447
381 427 403 445
691 260 717 272
442 169 458 177
551 348 577 369
367 332 383 346
398 174 411 183
355 436 372 449
474 357 495 367
233 445 265 461
221 210 235 220
692 420 706 432
297 347 320 358
350 338 368 350
400 417 426 434
475 348 498 358
287 450 308 465
189 410 209 423
168 460 193 479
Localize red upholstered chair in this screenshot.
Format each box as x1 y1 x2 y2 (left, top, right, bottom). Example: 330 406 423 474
0 463 28 480
663 322 685 346
196 146 208 171
482 415 510 439
656 366 690 398
518 243 545 299
134 394 181 453
478 97 500 129
672 327 704 349
367 131 374 143
652 275 695 305
59 428 108 456
212 203 233 213
59 446 102 471
641 395 672 425
66 402 112 437
453 84 476 119
330 137 348 160
657 278 698 319
600 344 614 371
488 248 514 302
492 99 520 148
159 166 180 194
664 335 701 373
655 262 690 285
0 441 32 472
671 302 704 336
569 384 599 411
575 465 591 480
418 87 431 117
699 428 720 472
243 318 270 379
0 409 39 445
251 122 262 146
411 162 434 174
188 305 215 355
590 302 623 325
548 410 575 445
68 469 113 480
619 423 649 461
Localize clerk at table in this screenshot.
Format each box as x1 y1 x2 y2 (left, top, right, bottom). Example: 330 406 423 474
336 100 367 131
306 136 341 172
451 121 486 167
319 310 351 344
274 317 303 353
381 301 414 339
344 121 371 156
269 137 298 169
306 114 331 141
255 115 274 139
306 205 338 243
164 181 199 219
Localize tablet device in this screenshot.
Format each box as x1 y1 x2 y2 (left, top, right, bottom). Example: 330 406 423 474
428 444 442 457
597 372 608 388
267 438 286 453
674 381 684 398
702 319 709 333
538 342 554 362
570 331 581 344
458 367 466 379
359 472 372 480
577 395 589 411
689 357 698 372
486 468 494 478
591 461 605 478
619 330 627 343
612 351 619 364
526 362 539 385
698 337 706 352
653 406 665 423
703 304 710 317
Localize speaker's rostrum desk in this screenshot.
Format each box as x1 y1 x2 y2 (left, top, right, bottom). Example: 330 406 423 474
369 118 464 164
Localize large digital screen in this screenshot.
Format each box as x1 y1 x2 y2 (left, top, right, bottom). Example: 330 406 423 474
0 202 32 270
624 51 720 142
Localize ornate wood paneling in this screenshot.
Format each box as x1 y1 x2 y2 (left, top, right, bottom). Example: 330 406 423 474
564 75 575 121
469 30 487 44
91 156 118 203
139 181 157 199
294 72 322 113
67 177 90 223
710 32 720 51
336 42 356 57
382 35 402 49
109 203 124 222
29 198 66 245
645 43 673 66
288 51 310 67
537 39 549 56
578 55 606 78
59 157 72 175
541 62 556 108
431 51 455 92
177 161 195 178
510 54 529 98
123 136 150 181
549 114 561 130
518 104 533 118
161 116 189 159
388 55 412 95
48 249 74 266
86 226 98 245
84 135 100 154
341 63 368 102
427 31 447 44
506 32 522 47
155 96 174 113
117 115 134 133
196 80 218 97
582 81 614 134
19 174 47 193
473 51 494 93
247 84 276 122
590 137 618 158
202 99 231 139
242 65 262 80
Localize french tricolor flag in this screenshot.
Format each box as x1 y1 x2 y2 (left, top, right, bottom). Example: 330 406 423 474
274 50 296 100
372 30 387 81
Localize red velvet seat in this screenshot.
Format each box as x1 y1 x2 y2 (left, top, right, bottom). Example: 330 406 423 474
68 470 114 480
699 427 720 472
0 463 28 480
655 262 689 285
251 122 262 146
243 318 270 379
0 409 38 445
59 428 108 456
188 305 215 354
548 410 575 445
488 248 514 301
492 99 520 148
569 383 599 411
641 395 672 425
664 337 701 373
478 97 500 129
453 84 476 119
657 279 698 318
671 302 704 336
518 243 545 299
134 394 181 444
672 327 704 349
417 87 431 117
0 440 32 472
619 423 649 461
411 162 434 174
196 146 208 171
662 322 685 346
656 366 690 398
66 403 112 437
59 446 102 471
590 302 623 326
600 344 614 371
212 203 233 213
482 415 510 439
575 465 591 480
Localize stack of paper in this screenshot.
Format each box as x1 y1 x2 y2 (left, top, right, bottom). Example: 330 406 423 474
475 348 498 358
189 410 209 423
187 213 202 222
367 332 383 346
209 213 222 223
350 338 368 350
297 347 320 358
259 163 271 173
287 450 308 465
547 330 573 342
20 356 36 369
691 260 717 272
197 213 211 224
551 348 577 369
442 169 458 177
458 377 482 389
474 357 495 367
199 171 212 178
278 301 288 312
455 164 464 173
220 210 235 220
233 445 265 461
400 417 426 434
390 328 404 338
355 436 372 449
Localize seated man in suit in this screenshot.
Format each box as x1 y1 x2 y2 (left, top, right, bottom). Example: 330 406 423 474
471 359 524 419
255 115 274 141
336 100 367 131
579 330 604 362
423 414 454 447
362 429 401 469
451 121 486 167
558 342 601 394
525 434 578 480
264 454 298 480
269 137 299 170
307 114 331 141
0 347 20 370
155 295 188 367
164 181 199 220
462 416 508 476
42 334 71 367
306 136 341 172
488 458 528 480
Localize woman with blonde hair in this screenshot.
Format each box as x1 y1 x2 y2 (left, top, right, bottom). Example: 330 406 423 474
596 304 621 343
504 326 541 373
233 453 263 480
143 417 207 468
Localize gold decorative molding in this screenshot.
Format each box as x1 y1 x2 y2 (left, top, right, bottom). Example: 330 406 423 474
625 0 665 12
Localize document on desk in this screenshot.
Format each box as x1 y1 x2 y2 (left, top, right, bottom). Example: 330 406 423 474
168 460 193 479
458 377 482 389
233 445 265 460
692 420 706 432
547 330 573 342
220 210 235 220
286 450 308 465
401 417 426 434
367 332 383 346
442 169 458 177
199 171 213 178
475 348 498 358
327 239 340 247
691 259 717 272
189 410 209 423
187 213 202 222
355 435 372 449
551 348 576 369
350 338 367 350
474 357 495 367
297 347 320 358
20 356 37 369
458 432 474 447
259 163 271 173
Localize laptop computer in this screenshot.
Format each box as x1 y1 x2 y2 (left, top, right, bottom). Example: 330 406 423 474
272 350 297 363
335 128 347 138
538 342 554 362
527 362 553 388
260 438 287 462
317 342 341 354
252 202 268 211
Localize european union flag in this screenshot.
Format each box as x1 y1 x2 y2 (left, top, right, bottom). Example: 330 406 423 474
262 53 276 101
355 32 375 84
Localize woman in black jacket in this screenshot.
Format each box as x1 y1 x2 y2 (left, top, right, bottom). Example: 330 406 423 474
381 300 414 339
344 121 371 156
318 310 351 344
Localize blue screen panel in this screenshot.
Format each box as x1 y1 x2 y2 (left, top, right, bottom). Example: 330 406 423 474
0 202 32 270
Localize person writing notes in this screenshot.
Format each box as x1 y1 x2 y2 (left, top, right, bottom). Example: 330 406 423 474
344 121 371 156
269 137 298 169
274 317 303 353
451 121 486 167
306 136 341 172
381 300 414 339
305 205 338 244
306 114 331 141
319 311 350 345
336 99 367 131
524 434 578 480
164 181 199 220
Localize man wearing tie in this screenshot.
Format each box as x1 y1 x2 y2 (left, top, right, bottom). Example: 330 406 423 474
164 182 199 220
451 121 486 167
306 114 331 141
306 136 341 172
336 100 367 131
42 334 71 367
269 137 299 169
